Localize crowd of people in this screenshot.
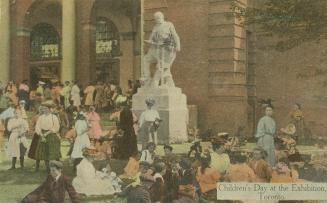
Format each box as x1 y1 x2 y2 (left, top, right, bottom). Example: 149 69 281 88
0 78 325 203
0 79 141 114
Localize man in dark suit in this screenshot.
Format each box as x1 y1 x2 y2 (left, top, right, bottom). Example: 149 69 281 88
21 161 80 203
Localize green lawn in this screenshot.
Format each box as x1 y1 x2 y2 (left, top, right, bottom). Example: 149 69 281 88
0 112 325 202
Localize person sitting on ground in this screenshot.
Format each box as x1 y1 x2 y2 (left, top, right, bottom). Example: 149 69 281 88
117 172 151 203
196 153 221 202
139 161 155 189
72 147 116 196
120 152 141 179
271 161 296 183
21 160 80 203
161 145 180 203
248 147 272 182
149 162 167 203
210 144 230 174
224 152 257 182
177 158 199 203
162 144 178 164
140 142 156 165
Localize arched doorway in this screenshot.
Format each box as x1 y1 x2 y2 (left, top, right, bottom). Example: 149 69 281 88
95 17 120 84
87 0 140 91
19 0 62 88
29 23 61 87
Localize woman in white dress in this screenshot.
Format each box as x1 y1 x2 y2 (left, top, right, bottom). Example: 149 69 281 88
70 82 81 109
72 148 116 196
7 108 29 169
71 112 90 171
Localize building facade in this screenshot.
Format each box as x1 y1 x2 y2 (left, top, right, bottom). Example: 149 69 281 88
0 0 141 91
144 0 327 137
1 0 326 136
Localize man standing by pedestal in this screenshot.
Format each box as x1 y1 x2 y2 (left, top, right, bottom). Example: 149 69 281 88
142 11 181 88
255 105 276 167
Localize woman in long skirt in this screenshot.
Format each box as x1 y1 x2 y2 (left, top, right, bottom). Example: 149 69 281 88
71 112 90 171
34 102 61 171
28 106 45 161
87 106 102 140
117 102 138 159
7 109 29 169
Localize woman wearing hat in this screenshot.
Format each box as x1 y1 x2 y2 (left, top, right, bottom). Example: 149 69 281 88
7 109 29 169
116 101 138 159
138 98 160 149
34 102 61 171
72 147 116 196
28 106 46 169
71 112 91 171
86 106 103 140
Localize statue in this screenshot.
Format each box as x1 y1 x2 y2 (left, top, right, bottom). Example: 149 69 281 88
142 11 181 88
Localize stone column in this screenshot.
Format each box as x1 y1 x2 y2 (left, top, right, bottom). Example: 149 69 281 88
207 0 249 132
62 0 76 82
76 0 95 87
0 0 10 83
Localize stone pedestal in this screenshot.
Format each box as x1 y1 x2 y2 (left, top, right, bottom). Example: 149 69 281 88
132 86 188 144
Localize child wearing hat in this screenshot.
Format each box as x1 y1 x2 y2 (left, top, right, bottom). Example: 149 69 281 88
138 98 160 149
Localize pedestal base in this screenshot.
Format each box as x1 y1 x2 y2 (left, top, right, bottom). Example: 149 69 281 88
132 86 188 144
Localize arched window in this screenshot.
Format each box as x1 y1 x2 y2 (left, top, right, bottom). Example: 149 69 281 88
30 23 60 60
96 17 120 58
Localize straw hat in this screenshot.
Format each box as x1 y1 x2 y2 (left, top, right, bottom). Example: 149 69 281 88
41 100 56 108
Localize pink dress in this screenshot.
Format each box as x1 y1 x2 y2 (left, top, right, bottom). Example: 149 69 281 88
87 112 103 139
